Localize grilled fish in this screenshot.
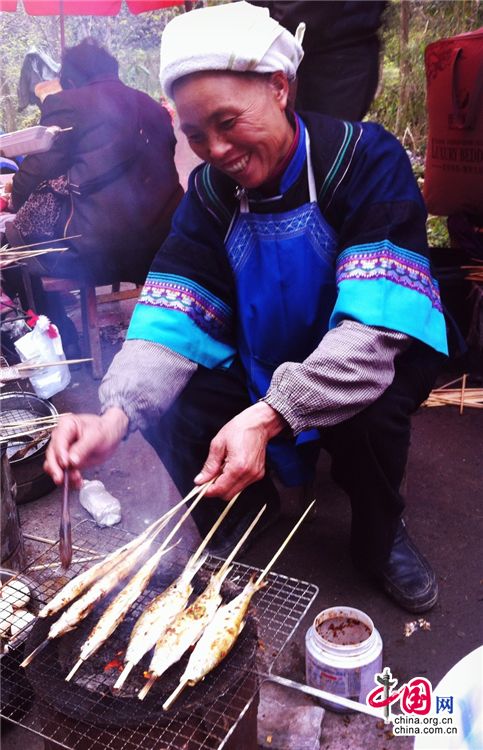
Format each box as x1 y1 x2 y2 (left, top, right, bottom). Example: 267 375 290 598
138 566 231 699
38 510 178 619
65 542 174 680
48 539 153 641
163 501 316 710
178 576 263 688
114 553 206 690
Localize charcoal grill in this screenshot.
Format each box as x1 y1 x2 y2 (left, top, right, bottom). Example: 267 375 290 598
1 519 318 750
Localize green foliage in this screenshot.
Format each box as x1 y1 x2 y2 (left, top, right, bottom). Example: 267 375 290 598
0 3 185 129
426 215 450 247
368 0 483 155
0 0 228 129
366 0 482 245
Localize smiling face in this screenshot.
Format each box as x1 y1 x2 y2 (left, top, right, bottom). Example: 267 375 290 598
173 70 295 189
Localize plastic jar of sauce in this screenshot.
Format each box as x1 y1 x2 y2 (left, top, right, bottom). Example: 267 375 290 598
305 606 383 712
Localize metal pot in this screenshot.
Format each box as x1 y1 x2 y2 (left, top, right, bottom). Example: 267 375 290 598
0 391 57 503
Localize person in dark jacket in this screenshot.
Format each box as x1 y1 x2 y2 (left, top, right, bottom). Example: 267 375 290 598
249 1 387 121
6 38 183 347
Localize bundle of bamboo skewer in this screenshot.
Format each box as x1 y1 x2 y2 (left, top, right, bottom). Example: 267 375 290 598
0 234 82 269
0 246 68 269
0 358 92 383
0 412 62 441
462 261 483 283
423 374 483 413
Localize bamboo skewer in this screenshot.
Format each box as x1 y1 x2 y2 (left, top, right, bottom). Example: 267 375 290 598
16 357 91 371
29 557 103 571
0 248 69 269
23 533 99 556
0 415 61 429
163 680 186 709
189 491 241 566
217 504 266 579
1 423 60 441
1 247 68 257
437 375 470 390
16 357 91 369
144 480 215 554
255 500 315 587
64 541 180 683
461 261 483 282
4 234 82 252
0 358 92 384
423 373 483 412
460 373 467 415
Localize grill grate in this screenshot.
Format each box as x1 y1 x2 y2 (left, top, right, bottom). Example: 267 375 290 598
0 369 58 461
1 519 318 750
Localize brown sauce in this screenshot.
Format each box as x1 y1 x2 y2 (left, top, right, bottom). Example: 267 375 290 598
316 615 371 645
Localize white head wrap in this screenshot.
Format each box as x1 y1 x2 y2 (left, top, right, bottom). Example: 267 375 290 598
160 1 305 99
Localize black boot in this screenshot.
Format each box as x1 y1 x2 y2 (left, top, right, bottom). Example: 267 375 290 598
377 519 438 613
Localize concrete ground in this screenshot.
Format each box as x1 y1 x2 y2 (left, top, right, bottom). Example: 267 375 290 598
1 292 481 750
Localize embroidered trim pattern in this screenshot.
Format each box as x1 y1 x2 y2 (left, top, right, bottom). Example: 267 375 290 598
227 204 337 274
336 242 443 311
138 273 233 342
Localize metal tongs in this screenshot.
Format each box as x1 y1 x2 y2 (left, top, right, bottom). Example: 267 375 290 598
59 471 72 570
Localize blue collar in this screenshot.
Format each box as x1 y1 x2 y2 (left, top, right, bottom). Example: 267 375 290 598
279 113 307 194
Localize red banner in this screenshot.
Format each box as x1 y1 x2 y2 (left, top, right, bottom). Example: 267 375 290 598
127 0 183 12
0 0 18 10
23 0 122 15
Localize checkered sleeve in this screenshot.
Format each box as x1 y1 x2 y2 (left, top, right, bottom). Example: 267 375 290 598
99 339 197 433
263 321 411 434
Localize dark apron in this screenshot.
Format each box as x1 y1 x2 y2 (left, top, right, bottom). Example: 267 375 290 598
226 128 339 485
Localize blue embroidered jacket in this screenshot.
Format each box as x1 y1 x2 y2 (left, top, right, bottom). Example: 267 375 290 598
127 112 448 367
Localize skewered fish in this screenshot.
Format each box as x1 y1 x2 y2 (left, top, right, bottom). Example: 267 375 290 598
38 515 169 619
138 503 267 701
138 565 232 700
113 553 206 691
114 492 241 691
22 483 214 669
64 482 218 680
21 538 154 668
65 541 175 681
163 500 316 710
38 486 205 620
166 575 263 706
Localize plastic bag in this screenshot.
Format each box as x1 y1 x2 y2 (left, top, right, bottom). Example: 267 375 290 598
79 480 122 528
14 314 71 398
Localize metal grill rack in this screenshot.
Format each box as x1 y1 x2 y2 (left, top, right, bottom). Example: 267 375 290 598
1 520 318 750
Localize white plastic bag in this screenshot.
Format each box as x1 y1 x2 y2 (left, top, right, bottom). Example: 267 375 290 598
79 480 122 527
14 315 71 398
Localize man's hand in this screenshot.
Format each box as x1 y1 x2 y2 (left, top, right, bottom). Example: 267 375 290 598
194 402 285 499
44 407 129 488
